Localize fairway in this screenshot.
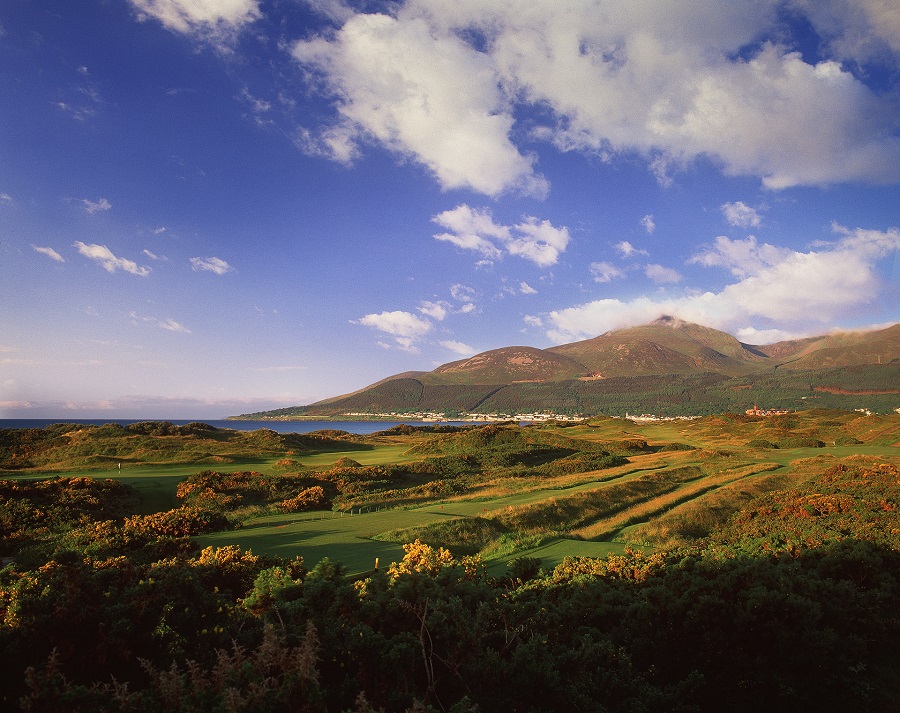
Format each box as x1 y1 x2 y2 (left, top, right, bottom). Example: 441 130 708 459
197 475 653 576
197 507 451 574
4 414 897 577
0 442 418 515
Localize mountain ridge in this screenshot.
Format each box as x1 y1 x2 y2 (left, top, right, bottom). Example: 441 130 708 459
235 320 900 418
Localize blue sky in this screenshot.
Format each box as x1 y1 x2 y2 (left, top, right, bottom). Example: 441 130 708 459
1 0 899 418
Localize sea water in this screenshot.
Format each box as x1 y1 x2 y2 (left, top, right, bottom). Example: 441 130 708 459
0 419 486 435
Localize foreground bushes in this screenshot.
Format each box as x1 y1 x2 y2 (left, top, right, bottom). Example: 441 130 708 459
8 533 899 713
2 450 898 711
124 506 231 538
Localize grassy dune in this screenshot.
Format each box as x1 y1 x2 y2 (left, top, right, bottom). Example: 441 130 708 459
2 412 897 575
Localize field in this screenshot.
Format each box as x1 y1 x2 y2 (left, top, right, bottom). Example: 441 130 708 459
3 411 897 574
2 411 899 711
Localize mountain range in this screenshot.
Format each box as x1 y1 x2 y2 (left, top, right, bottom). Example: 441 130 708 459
237 318 900 418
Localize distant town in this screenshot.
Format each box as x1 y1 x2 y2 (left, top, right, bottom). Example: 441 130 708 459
343 411 703 423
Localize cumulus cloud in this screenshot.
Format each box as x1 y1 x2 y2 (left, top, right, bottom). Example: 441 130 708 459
79 197 112 214
290 1 900 194
74 242 151 277
418 300 450 320
433 204 570 266
450 284 476 303
190 256 233 274
32 246 65 263
127 0 261 45
440 340 477 356
432 205 506 259
292 11 547 197
505 217 571 266
722 201 761 228
689 235 792 277
142 249 167 261
545 225 900 343
798 0 900 63
354 309 433 351
0 193 12 203
614 241 649 258
645 264 683 283
641 214 656 234
519 281 538 295
590 261 625 283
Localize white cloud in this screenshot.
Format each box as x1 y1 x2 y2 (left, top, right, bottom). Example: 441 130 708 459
546 225 900 342
0 193 12 204
433 205 506 259
32 246 65 263
519 281 537 295
721 201 761 228
74 242 151 277
355 309 433 351
645 264 683 283
614 241 649 258
590 261 625 283
450 283 476 303
689 235 793 278
735 325 803 343
292 12 547 197
127 0 261 45
457 302 476 314
55 67 103 122
433 204 570 266
356 310 432 337
797 0 900 63
79 197 112 214
440 340 477 356
190 256 233 274
505 217 571 267
523 315 544 327
158 318 191 333
143 249 167 261
418 300 450 320
292 2 900 192
0 401 33 411
129 311 191 333
293 124 360 164
641 214 656 234
237 87 272 115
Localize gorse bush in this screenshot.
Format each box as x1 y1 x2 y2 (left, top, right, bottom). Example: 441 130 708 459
281 486 327 513
124 506 231 538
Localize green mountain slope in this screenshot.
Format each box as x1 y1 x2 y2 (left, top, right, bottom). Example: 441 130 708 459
234 320 900 418
547 316 769 377
432 345 587 384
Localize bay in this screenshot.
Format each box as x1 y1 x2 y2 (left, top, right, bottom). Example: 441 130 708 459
0 418 485 435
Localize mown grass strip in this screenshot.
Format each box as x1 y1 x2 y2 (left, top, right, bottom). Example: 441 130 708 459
570 462 781 541
493 466 705 534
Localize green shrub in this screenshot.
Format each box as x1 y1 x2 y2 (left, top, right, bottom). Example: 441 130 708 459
776 437 825 448
747 439 778 448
